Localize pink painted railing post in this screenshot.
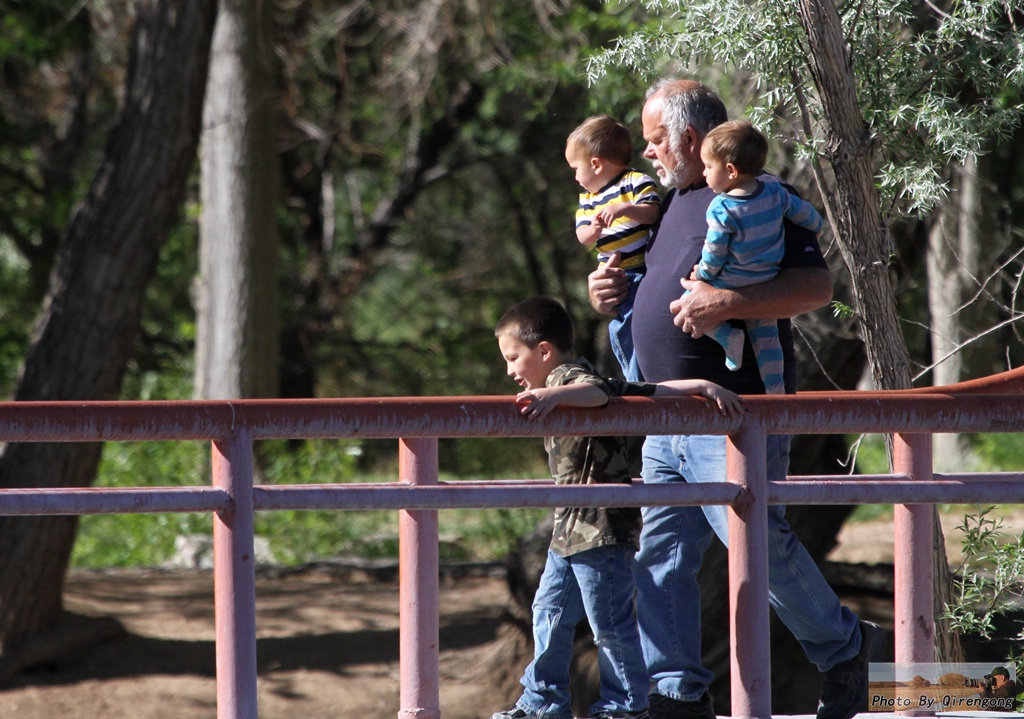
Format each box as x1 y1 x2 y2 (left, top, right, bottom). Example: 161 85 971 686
212 428 259 719
398 437 441 719
727 421 771 719
893 433 935 665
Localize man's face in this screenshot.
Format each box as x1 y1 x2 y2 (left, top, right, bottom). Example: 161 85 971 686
641 92 702 190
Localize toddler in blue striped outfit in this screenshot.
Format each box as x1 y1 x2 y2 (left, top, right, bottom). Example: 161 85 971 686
694 120 824 394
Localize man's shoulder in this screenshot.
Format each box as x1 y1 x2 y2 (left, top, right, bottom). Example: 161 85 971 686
758 173 802 198
623 168 657 184
661 183 717 215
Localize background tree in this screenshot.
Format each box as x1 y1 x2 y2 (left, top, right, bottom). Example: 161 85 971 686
0 0 1022 709
196 0 281 401
585 0 1024 705
0 0 216 658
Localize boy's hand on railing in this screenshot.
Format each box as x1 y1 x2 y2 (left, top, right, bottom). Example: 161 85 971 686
515 388 560 419
702 385 744 418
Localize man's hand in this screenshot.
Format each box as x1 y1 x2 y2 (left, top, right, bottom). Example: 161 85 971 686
670 278 723 338
670 266 833 338
588 252 628 316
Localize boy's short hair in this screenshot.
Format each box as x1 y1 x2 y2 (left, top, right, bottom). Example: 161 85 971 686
566 115 633 166
494 296 574 353
702 119 768 176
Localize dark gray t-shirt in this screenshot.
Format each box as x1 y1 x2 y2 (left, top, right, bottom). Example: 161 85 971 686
632 177 827 393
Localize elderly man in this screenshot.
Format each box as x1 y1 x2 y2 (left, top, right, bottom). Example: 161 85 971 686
588 78 883 719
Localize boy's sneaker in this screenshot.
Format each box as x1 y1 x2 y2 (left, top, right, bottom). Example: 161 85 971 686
817 620 887 719
648 692 716 719
490 708 541 719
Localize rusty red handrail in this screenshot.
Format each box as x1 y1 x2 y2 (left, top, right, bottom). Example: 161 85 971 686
0 367 1023 718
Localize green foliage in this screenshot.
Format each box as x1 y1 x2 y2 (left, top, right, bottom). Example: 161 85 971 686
942 507 1024 642
831 301 856 320
72 441 210 567
971 433 1024 473
585 0 1024 219
0 1 133 395
74 436 550 567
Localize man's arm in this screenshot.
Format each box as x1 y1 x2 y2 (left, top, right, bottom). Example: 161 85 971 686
670 265 832 338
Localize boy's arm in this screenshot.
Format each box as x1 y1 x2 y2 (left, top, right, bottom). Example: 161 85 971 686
576 220 604 246
783 191 824 233
697 227 731 281
654 379 743 417
697 202 732 281
596 201 661 227
516 383 609 419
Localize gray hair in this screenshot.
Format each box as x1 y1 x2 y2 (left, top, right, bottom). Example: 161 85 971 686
647 79 728 156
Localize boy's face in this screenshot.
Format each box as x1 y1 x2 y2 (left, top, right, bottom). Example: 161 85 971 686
497 334 556 390
700 145 737 194
565 146 606 194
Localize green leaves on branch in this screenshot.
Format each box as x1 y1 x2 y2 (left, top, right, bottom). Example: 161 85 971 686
942 507 1024 642
585 0 1024 220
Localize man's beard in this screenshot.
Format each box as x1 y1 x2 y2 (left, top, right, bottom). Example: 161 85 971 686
653 159 686 189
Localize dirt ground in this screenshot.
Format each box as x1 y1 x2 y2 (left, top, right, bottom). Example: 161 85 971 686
0 510 1020 719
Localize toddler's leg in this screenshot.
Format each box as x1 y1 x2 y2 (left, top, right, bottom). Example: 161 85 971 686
681 289 745 371
709 322 746 371
746 319 785 394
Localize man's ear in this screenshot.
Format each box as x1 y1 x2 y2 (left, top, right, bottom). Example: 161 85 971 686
684 125 700 154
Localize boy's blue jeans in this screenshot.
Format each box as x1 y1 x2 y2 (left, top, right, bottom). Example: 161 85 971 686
634 433 862 702
515 545 649 719
608 270 644 382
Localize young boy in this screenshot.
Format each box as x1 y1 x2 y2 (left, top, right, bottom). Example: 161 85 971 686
694 119 825 394
566 115 661 382
491 296 741 719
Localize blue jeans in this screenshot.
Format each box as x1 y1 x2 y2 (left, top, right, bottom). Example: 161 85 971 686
634 433 861 702
516 545 650 718
608 271 644 382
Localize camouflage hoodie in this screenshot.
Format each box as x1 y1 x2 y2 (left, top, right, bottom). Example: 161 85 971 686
544 359 656 557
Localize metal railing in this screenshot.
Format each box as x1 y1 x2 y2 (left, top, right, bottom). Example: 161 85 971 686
2 367 1024 719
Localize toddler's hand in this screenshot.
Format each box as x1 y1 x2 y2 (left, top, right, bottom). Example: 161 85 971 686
595 207 618 226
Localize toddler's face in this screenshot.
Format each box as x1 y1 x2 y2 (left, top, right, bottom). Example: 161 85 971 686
565 147 604 194
700 145 734 194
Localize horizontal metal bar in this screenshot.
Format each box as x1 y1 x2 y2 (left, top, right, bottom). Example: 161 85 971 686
1 392 1024 442
252 480 744 511
0 486 231 516
4 471 1021 517
768 476 1024 505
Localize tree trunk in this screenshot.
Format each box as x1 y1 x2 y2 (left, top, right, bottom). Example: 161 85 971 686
195 0 280 400
796 0 959 662
927 177 965 468
796 0 911 392
0 0 216 655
